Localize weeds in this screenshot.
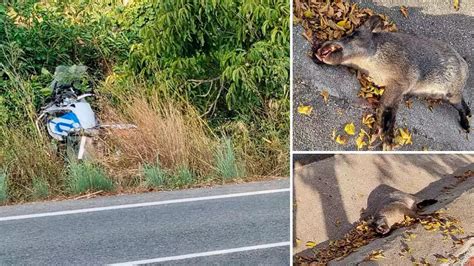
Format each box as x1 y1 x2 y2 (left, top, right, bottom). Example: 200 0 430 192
0 170 7 203
215 138 244 181
32 178 49 200
67 162 114 194
0 0 289 204
143 162 168 189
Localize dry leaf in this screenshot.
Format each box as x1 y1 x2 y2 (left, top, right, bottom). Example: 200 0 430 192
306 241 317 248
394 128 412 145
295 238 301 247
336 19 348 28
298 105 313 116
344 122 356 135
320 89 330 104
356 130 367 150
400 6 409 18
367 250 385 261
362 114 375 128
454 0 459 10
335 135 348 145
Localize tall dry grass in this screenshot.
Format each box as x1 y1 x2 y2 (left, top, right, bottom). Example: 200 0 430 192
96 82 219 187
0 127 65 202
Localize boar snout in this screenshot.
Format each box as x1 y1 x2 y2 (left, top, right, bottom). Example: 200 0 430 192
315 42 343 65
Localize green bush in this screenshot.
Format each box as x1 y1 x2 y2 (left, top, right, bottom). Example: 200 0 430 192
170 166 195 189
0 170 7 203
67 162 114 194
215 138 244 181
143 163 168 188
32 178 49 200
124 0 290 116
0 0 289 204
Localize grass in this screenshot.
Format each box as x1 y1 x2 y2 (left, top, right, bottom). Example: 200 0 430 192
32 178 49 200
97 81 217 183
0 170 7 203
0 78 287 204
171 165 195 189
67 162 115 194
0 1 289 205
143 162 168 189
215 138 244 181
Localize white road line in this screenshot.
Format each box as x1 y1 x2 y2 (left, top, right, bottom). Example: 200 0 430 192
109 242 291 265
0 188 290 222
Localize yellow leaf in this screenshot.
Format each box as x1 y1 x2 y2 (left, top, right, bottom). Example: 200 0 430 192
336 19 348 28
297 105 313 116
437 257 450 263
362 114 375 128
368 250 385 261
335 135 348 145
454 0 459 10
303 9 314 18
395 128 412 145
356 131 367 150
399 128 412 145
305 241 317 248
320 90 329 104
344 122 356 135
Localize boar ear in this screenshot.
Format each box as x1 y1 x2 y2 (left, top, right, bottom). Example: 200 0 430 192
361 15 383 32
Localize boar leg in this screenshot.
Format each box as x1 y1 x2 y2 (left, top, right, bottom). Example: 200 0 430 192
462 97 471 117
377 89 403 144
449 96 470 132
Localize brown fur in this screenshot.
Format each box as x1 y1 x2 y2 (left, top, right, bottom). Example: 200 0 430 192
315 16 471 145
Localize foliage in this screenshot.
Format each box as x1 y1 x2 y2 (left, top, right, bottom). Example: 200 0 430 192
0 170 7 203
143 162 168 189
67 162 114 194
0 0 290 203
124 0 290 117
215 138 244 181
32 178 49 200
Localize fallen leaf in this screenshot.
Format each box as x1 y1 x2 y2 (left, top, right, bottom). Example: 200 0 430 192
336 19 348 28
304 9 314 18
295 238 301 247
454 0 459 10
367 249 385 261
298 105 313 116
362 114 375 128
400 6 409 18
335 135 348 145
394 128 412 145
356 131 367 150
320 89 330 104
306 241 317 248
344 122 356 135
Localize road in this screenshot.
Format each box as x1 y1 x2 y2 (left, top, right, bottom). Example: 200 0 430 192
0 179 290 265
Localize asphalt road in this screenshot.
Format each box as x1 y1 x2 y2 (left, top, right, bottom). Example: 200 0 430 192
293 0 474 151
0 179 290 265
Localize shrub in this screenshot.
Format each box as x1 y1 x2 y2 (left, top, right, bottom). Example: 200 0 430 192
170 166 195 189
143 163 168 189
67 162 114 194
0 170 7 203
215 138 244 181
32 178 49 200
